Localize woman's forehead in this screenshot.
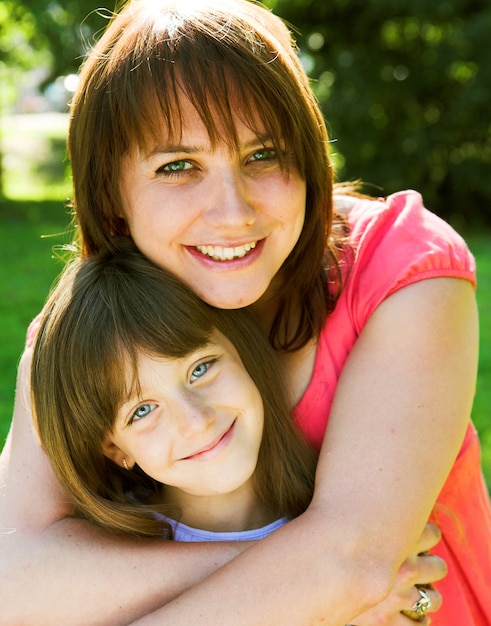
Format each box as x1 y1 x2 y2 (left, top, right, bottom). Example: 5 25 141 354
137 89 272 155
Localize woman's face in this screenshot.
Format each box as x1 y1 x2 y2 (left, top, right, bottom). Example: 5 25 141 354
120 97 306 310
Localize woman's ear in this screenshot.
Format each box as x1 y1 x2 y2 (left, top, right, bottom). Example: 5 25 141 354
101 437 134 470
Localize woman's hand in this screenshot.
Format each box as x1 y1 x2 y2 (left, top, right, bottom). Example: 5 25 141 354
349 524 445 626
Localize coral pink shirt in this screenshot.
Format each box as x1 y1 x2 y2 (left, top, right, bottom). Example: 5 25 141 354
294 190 491 625
27 190 490 623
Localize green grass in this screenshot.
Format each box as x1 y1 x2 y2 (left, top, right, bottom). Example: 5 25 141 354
0 198 74 442
468 235 491 485
0 112 73 445
1 113 71 200
0 113 490 492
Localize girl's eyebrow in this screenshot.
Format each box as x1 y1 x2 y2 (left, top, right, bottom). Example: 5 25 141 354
117 395 140 425
117 378 145 424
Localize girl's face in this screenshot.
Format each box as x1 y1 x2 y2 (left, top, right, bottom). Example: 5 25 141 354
120 97 307 311
104 331 264 502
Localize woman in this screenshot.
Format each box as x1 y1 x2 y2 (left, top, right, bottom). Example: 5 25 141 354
1 0 489 624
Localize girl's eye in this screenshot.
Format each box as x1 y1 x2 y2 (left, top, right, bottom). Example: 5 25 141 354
131 403 157 422
190 360 215 383
156 160 192 174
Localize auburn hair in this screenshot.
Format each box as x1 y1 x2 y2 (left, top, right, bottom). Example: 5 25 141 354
68 0 349 351
32 240 316 537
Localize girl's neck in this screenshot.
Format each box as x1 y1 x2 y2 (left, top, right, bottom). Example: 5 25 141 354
163 482 276 533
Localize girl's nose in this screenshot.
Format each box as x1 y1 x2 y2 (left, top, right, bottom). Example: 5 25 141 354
203 170 256 229
172 398 216 439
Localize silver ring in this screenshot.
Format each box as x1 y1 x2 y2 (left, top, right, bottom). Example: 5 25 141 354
401 587 432 621
411 587 432 617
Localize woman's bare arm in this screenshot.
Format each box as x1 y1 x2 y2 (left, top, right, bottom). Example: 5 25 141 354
125 277 478 625
0 349 249 625
0 277 475 624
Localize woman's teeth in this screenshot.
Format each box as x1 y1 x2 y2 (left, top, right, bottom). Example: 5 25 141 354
195 242 257 261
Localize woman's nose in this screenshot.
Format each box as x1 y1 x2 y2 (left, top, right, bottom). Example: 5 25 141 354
203 170 256 228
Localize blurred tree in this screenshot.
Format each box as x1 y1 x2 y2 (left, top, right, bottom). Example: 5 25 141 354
2 0 490 224
0 1 46 195
15 1 114 84
0 1 112 197
266 0 491 227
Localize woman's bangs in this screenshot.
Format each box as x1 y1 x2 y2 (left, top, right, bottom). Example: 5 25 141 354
119 34 297 161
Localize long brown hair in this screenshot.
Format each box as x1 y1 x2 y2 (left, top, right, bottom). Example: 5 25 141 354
68 0 348 351
32 240 316 537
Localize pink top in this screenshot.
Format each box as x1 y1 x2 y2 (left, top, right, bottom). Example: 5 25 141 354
294 190 491 625
26 190 490 623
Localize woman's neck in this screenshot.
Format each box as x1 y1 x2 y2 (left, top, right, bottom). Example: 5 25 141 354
163 481 276 532
250 288 318 409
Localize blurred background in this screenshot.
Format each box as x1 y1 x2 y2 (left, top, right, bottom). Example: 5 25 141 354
0 0 489 489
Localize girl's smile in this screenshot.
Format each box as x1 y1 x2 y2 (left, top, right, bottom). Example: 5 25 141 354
120 96 306 312
180 419 237 461
104 332 264 511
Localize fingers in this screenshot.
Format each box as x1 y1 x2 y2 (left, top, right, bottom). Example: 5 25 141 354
401 585 441 623
416 552 447 585
397 550 447 590
348 582 442 626
415 523 441 554
423 585 442 613
402 618 431 626
398 523 447 588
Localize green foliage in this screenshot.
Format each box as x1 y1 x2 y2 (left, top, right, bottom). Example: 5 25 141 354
0 1 112 194
266 0 491 227
10 1 114 84
2 113 71 198
3 1 490 224
0 1 50 111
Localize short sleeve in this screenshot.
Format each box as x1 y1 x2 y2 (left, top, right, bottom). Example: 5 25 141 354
343 190 476 334
25 313 43 348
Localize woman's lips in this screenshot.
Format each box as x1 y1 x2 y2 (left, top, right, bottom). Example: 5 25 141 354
187 239 265 267
195 241 257 261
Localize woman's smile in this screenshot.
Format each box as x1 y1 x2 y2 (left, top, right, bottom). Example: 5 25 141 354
120 97 306 311
188 239 264 269
193 241 258 262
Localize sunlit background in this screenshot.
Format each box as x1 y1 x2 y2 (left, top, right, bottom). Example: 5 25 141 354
0 0 490 489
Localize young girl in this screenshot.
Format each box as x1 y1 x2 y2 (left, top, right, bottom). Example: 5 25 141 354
2 0 489 624
32 243 440 625
31 241 317 543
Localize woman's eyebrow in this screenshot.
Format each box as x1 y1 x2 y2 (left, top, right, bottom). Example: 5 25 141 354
144 144 203 159
144 134 277 160
244 134 275 148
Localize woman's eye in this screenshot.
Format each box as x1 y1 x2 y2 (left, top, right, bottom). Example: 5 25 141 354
249 147 277 162
131 403 156 422
156 160 192 174
190 360 214 383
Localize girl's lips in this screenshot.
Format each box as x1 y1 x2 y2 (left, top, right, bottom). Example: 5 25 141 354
182 420 236 461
